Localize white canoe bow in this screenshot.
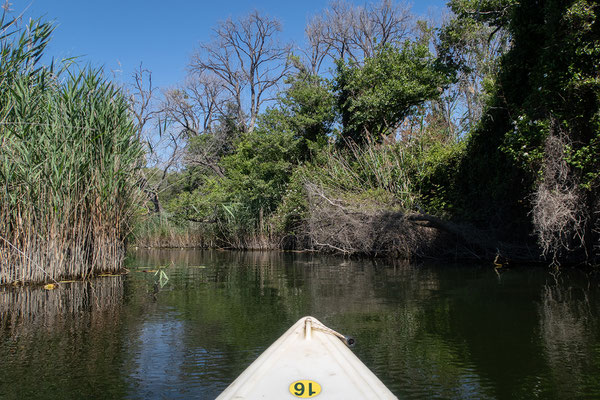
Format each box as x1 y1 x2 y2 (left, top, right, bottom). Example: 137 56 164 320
217 316 398 399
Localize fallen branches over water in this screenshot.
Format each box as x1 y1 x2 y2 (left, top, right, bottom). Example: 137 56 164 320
305 183 540 261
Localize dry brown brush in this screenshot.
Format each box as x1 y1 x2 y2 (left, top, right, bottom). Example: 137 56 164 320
532 126 590 264
304 182 512 259
296 137 538 261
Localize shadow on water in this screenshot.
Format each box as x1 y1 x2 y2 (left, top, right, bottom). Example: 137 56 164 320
1 249 599 399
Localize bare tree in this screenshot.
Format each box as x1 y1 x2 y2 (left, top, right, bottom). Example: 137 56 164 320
161 71 234 178
129 64 159 140
305 0 413 69
190 11 291 132
128 66 185 213
184 72 227 132
302 17 333 75
162 87 202 137
162 72 229 135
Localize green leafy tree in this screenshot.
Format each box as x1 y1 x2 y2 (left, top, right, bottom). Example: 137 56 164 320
451 0 600 262
220 110 302 218
167 109 302 233
335 43 449 144
278 65 336 157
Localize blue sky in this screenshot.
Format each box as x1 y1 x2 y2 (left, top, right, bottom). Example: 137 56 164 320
14 0 448 90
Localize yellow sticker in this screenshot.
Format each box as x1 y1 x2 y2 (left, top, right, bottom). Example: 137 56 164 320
289 380 321 398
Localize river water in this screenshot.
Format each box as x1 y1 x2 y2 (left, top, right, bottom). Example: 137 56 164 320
1 249 599 399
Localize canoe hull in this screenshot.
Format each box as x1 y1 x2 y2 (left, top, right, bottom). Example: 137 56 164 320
217 316 397 399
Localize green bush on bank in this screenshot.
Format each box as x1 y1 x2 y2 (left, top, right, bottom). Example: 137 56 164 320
163 111 304 245
415 137 466 216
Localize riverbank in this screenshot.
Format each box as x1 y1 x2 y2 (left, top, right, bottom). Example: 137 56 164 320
133 205 544 266
3 0 599 287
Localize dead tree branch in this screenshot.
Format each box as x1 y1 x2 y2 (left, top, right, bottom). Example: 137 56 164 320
190 11 292 132
306 0 413 69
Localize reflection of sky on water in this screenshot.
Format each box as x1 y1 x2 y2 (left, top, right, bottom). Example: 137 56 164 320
129 315 187 399
125 310 244 399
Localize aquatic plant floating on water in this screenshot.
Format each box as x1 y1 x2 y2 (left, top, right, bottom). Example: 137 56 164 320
154 263 170 288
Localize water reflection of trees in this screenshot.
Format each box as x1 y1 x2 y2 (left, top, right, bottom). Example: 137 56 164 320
538 274 600 398
129 250 442 325
131 250 486 398
4 250 598 399
0 278 128 399
322 262 495 399
1 279 124 331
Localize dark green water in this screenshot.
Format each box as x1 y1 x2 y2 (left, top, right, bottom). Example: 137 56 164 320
1 250 600 399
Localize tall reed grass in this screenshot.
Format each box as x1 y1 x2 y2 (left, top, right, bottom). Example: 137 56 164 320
301 139 419 211
133 213 211 248
0 14 143 284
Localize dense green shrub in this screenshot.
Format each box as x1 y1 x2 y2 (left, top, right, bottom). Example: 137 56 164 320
335 43 449 143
